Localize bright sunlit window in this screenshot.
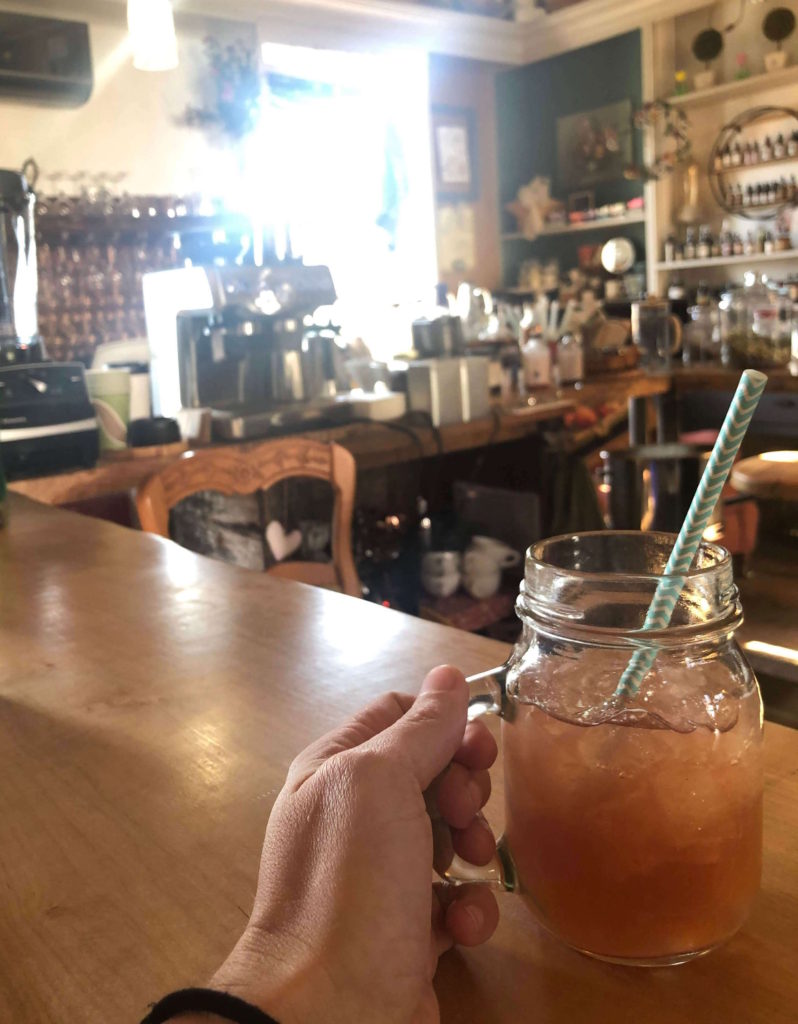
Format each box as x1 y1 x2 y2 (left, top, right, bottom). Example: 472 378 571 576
252 43 437 360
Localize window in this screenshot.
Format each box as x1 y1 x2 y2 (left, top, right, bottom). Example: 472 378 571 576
251 43 437 359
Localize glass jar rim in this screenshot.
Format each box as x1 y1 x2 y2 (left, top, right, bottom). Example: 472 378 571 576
527 530 730 584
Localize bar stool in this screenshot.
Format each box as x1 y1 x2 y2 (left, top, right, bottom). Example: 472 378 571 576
731 451 798 502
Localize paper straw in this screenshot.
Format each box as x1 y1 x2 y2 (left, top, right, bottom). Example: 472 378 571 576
615 368 768 698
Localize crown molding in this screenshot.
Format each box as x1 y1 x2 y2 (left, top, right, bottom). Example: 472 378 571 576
30 0 715 66
518 0 710 63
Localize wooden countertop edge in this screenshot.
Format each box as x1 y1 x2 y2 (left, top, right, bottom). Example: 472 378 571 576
672 367 798 393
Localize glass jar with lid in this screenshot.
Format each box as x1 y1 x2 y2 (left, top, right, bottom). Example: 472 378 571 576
719 273 793 369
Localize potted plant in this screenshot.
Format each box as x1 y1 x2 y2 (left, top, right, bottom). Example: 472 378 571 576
763 8 796 72
692 28 724 90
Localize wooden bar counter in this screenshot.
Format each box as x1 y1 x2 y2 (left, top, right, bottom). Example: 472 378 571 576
7 371 670 507
1 495 797 1023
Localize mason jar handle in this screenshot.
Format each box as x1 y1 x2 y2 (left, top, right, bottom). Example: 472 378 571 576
439 663 517 892
465 662 508 721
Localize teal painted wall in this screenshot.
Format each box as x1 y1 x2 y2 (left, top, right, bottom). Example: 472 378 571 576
496 30 644 286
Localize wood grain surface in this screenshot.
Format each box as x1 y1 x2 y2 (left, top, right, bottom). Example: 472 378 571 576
1 495 796 1024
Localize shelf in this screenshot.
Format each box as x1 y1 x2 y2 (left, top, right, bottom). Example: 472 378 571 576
668 64 798 109
656 249 798 271
717 202 792 219
37 211 252 239
717 153 798 175
502 212 645 241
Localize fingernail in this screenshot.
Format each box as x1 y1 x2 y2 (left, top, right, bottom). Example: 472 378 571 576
465 903 484 931
420 665 463 694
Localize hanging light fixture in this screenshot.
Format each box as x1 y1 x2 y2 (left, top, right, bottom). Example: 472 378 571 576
127 0 179 72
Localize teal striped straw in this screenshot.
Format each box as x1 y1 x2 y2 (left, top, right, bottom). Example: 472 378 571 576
615 368 768 698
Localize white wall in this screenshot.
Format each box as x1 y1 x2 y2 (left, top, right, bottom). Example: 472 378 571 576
0 1 257 197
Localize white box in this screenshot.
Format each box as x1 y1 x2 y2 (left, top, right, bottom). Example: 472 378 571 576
407 357 490 427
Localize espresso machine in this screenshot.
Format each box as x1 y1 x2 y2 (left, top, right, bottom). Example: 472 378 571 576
143 262 340 441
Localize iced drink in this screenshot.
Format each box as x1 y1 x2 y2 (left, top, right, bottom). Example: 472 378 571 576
503 663 763 964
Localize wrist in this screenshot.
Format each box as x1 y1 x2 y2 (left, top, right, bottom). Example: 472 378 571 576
209 923 339 1024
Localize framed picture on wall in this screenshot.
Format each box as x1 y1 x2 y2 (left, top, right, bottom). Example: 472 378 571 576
431 106 478 201
556 100 633 190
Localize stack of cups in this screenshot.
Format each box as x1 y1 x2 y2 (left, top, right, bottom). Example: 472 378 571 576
421 551 461 598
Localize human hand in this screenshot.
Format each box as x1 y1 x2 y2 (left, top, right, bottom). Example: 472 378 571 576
207 665 499 1024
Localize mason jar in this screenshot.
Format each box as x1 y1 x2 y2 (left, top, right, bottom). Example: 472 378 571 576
457 531 763 967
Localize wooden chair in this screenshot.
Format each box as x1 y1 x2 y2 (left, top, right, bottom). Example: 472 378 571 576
136 438 361 598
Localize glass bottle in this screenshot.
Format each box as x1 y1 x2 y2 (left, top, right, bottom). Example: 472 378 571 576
461 532 764 967
684 227 696 260
521 330 551 389
731 141 743 167
555 331 584 384
774 133 786 160
683 303 717 364
761 135 773 162
696 225 711 259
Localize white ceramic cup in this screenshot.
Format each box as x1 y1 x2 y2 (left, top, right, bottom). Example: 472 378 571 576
422 551 462 576
422 570 460 598
462 551 501 599
468 536 522 569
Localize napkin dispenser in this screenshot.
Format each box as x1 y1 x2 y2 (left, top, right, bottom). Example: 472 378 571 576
407 357 490 427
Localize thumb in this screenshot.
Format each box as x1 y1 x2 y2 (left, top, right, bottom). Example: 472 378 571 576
375 665 468 789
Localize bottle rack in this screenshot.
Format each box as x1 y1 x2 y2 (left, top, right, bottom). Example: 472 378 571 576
708 105 798 221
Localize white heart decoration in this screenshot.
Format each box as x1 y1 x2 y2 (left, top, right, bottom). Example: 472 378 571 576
265 520 303 562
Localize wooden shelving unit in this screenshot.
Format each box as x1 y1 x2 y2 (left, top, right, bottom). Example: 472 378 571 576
647 16 798 291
